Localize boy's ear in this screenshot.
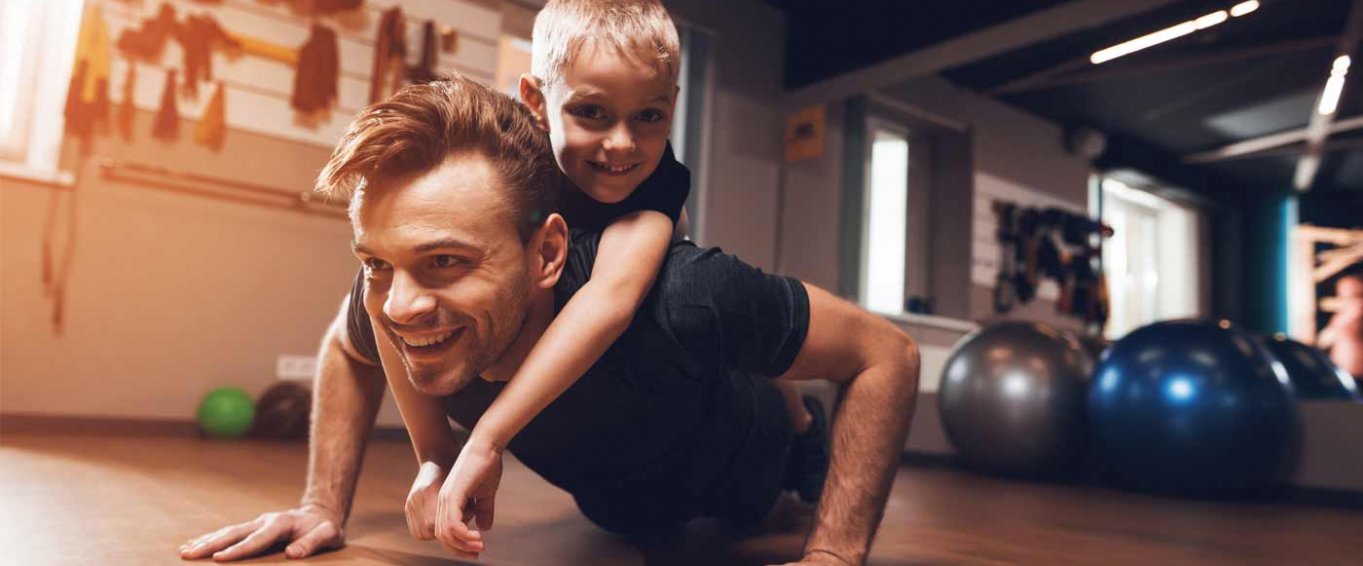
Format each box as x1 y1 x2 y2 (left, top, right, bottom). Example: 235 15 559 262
519 74 550 131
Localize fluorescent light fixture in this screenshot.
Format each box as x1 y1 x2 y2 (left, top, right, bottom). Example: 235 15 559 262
1318 55 1351 115
1091 2 1254 65
1231 1 1260 17
1293 154 1321 190
1195 11 1229 29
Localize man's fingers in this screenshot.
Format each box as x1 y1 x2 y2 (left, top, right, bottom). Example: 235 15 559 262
474 495 495 531
179 521 257 560
406 498 435 541
285 521 341 560
211 517 291 562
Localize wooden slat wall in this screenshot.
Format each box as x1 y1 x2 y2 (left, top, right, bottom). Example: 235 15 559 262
971 171 1087 300
97 0 502 149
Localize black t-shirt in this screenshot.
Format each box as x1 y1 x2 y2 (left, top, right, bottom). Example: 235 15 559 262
345 229 809 503
558 142 691 229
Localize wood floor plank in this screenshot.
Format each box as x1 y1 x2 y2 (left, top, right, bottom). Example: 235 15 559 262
3 431 1361 565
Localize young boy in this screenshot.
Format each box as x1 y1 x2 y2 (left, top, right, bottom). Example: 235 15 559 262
392 0 826 556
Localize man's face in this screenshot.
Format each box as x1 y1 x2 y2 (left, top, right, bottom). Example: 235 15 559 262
542 44 677 203
352 154 535 396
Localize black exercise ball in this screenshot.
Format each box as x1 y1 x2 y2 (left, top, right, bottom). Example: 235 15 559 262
938 321 1092 476
1261 334 1361 401
1088 320 1301 496
250 382 312 440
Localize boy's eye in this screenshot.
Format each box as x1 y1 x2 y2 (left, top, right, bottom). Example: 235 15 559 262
568 105 608 120
636 109 666 123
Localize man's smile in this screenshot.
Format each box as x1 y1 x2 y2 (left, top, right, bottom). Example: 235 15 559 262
394 327 466 359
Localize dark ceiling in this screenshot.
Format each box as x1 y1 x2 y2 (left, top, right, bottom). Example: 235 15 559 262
770 0 1363 219
769 0 1070 90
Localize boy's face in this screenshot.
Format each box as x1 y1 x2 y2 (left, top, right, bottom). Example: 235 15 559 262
531 45 677 203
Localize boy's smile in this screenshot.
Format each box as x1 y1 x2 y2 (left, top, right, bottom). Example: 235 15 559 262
539 43 678 203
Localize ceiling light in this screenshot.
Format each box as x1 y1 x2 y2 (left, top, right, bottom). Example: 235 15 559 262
1091 21 1199 64
1195 11 1229 29
1091 3 1254 65
1318 55 1351 115
1230 1 1260 17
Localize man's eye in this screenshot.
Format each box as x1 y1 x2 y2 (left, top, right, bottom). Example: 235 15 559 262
636 109 666 123
569 105 607 120
363 258 390 272
431 255 463 269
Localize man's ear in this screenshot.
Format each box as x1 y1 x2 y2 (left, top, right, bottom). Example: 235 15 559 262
519 74 550 132
530 212 569 290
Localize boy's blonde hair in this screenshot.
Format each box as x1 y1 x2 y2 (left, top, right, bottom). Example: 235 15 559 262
532 0 681 89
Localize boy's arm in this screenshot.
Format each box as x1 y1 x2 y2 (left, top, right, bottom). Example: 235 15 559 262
471 209 674 450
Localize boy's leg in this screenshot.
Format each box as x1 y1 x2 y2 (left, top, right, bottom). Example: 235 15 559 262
775 380 813 434
774 380 835 503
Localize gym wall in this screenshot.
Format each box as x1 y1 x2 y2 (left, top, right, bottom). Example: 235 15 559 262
776 73 1094 453
1 0 789 429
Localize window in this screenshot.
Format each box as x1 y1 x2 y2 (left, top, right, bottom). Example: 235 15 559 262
862 122 909 315
0 0 82 183
671 24 711 241
1096 177 1204 338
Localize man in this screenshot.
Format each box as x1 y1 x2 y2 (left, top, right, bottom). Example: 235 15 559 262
179 76 919 566
1320 268 1363 380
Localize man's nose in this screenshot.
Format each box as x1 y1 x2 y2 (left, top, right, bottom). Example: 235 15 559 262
601 122 637 155
384 271 437 325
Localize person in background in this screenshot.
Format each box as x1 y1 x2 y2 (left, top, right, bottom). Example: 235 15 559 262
1319 267 1363 381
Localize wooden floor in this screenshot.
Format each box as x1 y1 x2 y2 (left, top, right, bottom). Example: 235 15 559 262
3 431 1362 565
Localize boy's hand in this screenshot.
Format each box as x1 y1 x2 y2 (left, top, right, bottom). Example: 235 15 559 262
435 439 502 559
405 461 446 541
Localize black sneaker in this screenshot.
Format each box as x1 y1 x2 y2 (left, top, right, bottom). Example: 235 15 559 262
784 395 830 503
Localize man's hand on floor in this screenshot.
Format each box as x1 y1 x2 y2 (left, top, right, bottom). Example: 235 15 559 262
434 439 502 559
772 550 860 566
178 504 345 561
405 461 446 541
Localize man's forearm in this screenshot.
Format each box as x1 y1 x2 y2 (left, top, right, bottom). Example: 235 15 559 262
805 343 919 564
299 328 386 524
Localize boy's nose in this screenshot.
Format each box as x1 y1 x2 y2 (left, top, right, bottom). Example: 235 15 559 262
601 123 637 154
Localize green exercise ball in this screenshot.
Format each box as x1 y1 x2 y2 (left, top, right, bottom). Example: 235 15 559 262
198 387 256 438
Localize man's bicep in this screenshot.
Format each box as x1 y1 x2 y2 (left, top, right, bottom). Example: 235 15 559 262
779 283 903 384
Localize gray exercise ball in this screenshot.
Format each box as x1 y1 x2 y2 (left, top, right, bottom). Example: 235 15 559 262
938 321 1093 476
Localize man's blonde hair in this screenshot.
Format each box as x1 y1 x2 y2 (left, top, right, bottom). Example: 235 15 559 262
532 0 681 88
316 74 559 242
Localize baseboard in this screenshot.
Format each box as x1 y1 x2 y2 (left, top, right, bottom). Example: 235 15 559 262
1 413 411 441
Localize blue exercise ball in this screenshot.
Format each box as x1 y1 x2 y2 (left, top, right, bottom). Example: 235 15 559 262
1088 320 1301 496
1261 334 1361 401
939 321 1093 476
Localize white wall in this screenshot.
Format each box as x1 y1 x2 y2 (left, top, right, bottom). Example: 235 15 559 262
777 73 1094 336
665 0 786 271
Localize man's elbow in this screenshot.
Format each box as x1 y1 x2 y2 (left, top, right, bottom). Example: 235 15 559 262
868 320 920 400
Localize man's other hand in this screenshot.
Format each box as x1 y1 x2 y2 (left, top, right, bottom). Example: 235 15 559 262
178 504 344 561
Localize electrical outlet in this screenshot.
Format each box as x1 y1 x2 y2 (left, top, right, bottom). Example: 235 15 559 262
276 355 317 381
